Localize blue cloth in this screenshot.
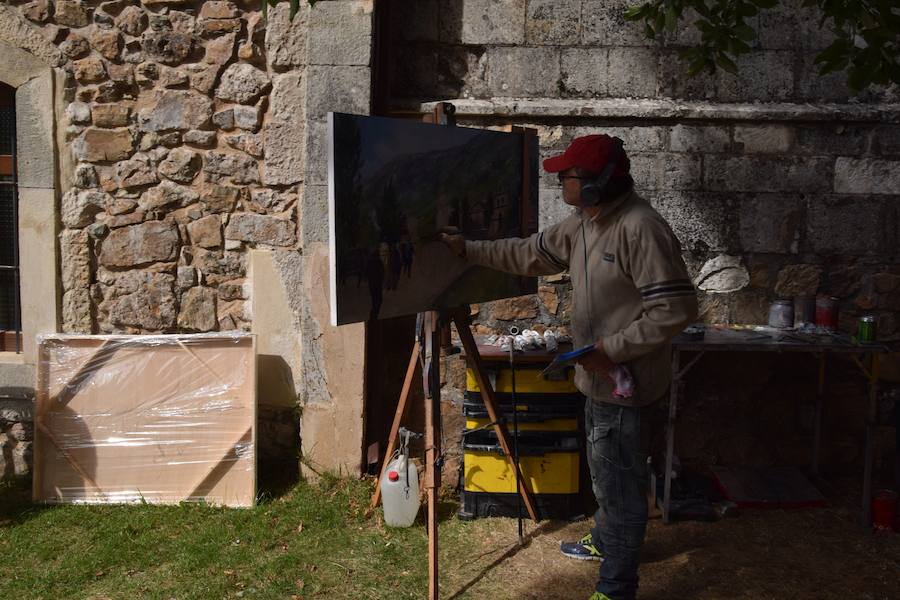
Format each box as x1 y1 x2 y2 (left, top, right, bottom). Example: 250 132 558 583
585 399 654 600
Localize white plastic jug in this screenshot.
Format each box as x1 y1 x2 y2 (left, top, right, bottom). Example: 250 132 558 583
380 454 420 527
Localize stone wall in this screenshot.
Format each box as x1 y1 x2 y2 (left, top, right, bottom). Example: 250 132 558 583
387 0 900 478
2 0 373 478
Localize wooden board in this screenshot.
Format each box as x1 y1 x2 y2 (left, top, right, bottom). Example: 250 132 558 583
33 333 257 507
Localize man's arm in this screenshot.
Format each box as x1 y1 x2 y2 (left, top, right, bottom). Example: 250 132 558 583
601 217 699 364
459 214 580 277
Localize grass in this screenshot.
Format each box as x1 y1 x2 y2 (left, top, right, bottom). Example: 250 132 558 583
0 476 459 600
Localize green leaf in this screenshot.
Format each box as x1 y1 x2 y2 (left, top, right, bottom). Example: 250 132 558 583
735 23 757 41
290 0 299 19
716 53 739 73
665 6 678 31
750 0 778 8
737 3 759 17
624 4 648 20
645 22 657 39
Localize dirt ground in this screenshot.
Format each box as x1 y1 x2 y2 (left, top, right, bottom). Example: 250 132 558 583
441 494 900 600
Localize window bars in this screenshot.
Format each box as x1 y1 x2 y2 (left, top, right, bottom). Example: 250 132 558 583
0 84 21 353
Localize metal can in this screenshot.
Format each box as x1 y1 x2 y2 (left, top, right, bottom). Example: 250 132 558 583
794 295 816 327
815 296 839 331
768 299 794 329
858 315 877 343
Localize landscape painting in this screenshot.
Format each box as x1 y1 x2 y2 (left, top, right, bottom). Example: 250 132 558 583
328 113 539 326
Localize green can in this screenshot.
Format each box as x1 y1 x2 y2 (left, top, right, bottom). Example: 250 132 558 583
858 315 877 343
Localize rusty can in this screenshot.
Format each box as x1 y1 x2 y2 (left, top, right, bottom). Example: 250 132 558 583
815 296 839 331
858 315 877 343
768 299 794 329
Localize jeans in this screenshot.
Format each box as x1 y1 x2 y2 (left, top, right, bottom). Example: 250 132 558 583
585 399 654 600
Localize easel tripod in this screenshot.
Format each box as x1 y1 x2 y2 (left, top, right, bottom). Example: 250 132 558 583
367 103 540 600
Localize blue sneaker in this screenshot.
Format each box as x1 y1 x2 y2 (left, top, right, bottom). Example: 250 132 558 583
560 532 603 561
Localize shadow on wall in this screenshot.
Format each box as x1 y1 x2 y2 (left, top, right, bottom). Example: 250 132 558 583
257 354 301 498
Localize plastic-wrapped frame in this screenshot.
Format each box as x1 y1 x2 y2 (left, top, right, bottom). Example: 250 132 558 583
33 333 257 507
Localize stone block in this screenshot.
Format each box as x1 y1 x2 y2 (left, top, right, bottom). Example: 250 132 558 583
734 125 794 154
225 133 264 159
738 193 802 254
300 185 328 246
225 213 297 247
116 5 147 36
488 47 560 96
390 0 438 41
305 66 371 120
138 90 214 132
55 0 90 27
660 153 702 190
196 18 241 38
582 0 647 46
202 184 241 213
73 127 134 162
490 295 539 320
115 153 158 188
139 179 198 210
263 121 305 186
561 48 607 96
184 130 217 147
669 124 731 153
650 191 731 253
834 158 900 195
203 151 260 184
216 63 271 105
60 229 91 292
442 0 526 45
177 286 218 332
234 106 262 132
304 120 328 185
89 28 121 60
307 0 373 66
774 264 823 297
105 272 177 330
436 45 489 98
626 153 660 190
806 196 889 255
73 56 107 84
66 101 92 125
265 3 308 69
570 125 666 153
796 52 853 103
525 0 581 45
270 72 305 123
92 104 131 128
794 124 871 156
657 48 717 100
607 48 658 97
871 125 900 157
141 30 193 66
716 51 794 102
704 156 832 193
99 220 180 267
158 147 200 183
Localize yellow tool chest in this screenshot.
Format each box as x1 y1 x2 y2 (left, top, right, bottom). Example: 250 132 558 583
459 356 586 521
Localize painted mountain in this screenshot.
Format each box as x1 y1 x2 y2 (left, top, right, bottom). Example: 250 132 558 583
328 113 539 326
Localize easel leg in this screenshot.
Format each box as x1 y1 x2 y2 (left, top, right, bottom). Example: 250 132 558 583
452 311 539 521
369 340 421 512
423 312 441 600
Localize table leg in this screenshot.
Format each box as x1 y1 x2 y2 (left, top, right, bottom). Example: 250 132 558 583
663 350 680 525
812 352 826 476
861 353 880 528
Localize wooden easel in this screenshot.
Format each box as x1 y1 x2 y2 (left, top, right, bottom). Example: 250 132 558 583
368 103 539 600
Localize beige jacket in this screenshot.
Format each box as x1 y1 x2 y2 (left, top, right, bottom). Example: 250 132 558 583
466 190 698 407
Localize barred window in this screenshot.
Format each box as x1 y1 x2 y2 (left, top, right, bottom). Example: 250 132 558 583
0 83 20 353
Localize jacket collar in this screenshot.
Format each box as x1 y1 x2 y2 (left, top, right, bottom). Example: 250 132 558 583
576 189 637 224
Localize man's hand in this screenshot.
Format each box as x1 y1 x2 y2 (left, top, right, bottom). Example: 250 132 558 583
577 339 615 374
439 227 466 258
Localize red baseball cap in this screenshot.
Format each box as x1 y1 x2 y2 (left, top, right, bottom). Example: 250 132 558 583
543 134 629 176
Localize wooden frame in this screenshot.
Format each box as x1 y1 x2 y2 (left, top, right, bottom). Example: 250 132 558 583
33 333 257 507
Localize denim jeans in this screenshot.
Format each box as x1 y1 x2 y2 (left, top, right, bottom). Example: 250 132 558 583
585 399 654 600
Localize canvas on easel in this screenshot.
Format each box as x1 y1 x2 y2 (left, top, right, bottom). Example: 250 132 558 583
33 333 257 507
328 112 539 326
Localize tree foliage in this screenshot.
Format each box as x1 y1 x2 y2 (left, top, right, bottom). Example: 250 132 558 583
625 0 900 91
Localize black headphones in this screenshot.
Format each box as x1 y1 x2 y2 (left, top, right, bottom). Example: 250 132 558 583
580 137 626 206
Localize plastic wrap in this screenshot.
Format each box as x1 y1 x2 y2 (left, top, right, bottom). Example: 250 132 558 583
33 333 257 507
